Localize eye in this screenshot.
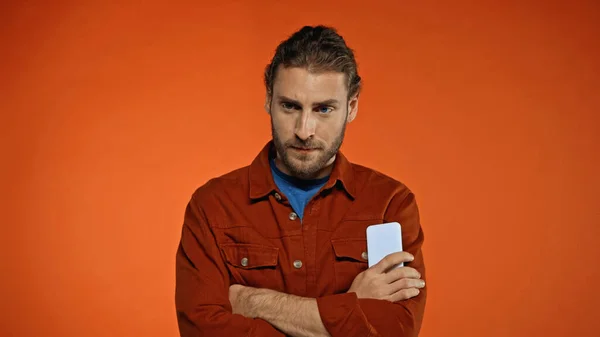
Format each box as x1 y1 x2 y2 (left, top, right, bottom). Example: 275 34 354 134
316 106 333 114
281 102 297 111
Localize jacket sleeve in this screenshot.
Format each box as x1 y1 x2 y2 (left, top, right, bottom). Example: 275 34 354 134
316 190 427 337
175 193 285 337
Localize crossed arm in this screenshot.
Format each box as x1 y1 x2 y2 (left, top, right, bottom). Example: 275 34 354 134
229 285 329 337
176 192 426 337
227 251 425 337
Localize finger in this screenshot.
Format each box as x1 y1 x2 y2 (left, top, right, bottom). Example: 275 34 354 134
387 278 426 295
384 266 421 283
386 288 421 302
371 251 414 274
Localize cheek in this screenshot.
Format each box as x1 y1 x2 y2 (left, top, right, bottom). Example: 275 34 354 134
317 120 344 141
272 114 293 135
306 118 317 131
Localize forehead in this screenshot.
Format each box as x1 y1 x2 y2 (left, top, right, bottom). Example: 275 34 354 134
272 66 348 102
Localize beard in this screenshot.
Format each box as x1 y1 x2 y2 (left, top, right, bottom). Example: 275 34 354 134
271 118 346 180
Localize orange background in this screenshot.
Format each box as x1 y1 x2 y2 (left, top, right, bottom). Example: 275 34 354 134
2 1 599 336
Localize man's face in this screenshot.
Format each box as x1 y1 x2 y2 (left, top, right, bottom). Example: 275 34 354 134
267 66 358 180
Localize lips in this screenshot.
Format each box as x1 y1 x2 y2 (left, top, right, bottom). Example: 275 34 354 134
291 146 318 151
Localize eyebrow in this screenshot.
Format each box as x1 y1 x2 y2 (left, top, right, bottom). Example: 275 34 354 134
276 95 340 107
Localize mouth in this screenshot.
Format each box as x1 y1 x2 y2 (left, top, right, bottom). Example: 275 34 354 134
290 146 318 153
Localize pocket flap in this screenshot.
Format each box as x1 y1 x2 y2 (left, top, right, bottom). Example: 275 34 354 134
331 239 368 263
221 243 279 269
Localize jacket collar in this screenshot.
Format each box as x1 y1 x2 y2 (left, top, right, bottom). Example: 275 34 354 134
248 141 356 200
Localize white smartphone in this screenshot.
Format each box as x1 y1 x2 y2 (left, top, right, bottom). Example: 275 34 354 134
366 222 404 268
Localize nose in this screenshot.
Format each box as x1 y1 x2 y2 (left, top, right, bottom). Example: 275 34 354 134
295 110 316 141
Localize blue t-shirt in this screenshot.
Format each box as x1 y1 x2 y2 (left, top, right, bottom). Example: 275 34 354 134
270 158 329 220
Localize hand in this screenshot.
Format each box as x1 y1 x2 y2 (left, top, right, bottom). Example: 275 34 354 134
348 251 425 302
229 284 257 318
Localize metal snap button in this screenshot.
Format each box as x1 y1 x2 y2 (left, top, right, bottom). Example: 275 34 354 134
293 260 303 269
289 212 298 221
241 257 249 267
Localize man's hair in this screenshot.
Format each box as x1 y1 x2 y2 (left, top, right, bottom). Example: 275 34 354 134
264 25 361 100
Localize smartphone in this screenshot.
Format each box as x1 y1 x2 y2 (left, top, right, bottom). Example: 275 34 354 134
366 222 404 268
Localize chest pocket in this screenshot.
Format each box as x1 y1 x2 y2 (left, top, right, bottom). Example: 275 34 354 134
221 243 283 290
331 239 369 293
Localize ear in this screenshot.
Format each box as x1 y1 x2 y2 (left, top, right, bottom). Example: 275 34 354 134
346 95 359 123
264 95 272 114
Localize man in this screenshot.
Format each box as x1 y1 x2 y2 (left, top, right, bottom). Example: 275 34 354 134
175 25 427 337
